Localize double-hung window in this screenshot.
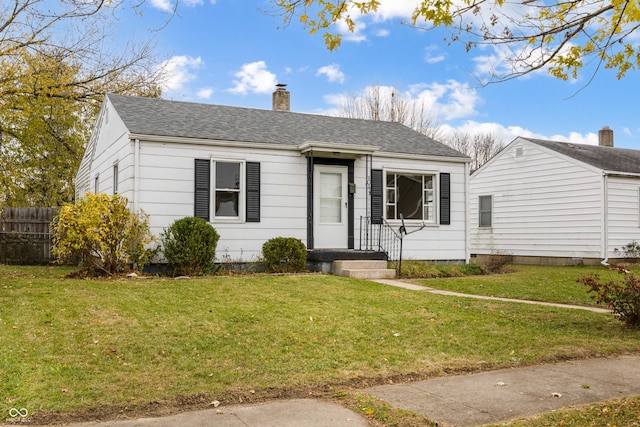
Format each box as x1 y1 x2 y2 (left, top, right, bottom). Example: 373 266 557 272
194 158 260 223
213 161 242 219
113 164 119 195
479 195 492 227
385 172 435 222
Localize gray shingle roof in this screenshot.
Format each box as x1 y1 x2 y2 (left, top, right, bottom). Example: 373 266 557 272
524 138 640 175
107 93 469 159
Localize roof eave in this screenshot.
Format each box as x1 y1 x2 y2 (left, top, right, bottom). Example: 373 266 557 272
375 151 471 163
603 170 640 178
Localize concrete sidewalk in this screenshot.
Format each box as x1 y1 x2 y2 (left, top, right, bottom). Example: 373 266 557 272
58 399 368 427
365 355 640 426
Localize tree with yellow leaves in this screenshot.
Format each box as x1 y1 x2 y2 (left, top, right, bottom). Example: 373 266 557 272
272 0 640 81
0 1 164 206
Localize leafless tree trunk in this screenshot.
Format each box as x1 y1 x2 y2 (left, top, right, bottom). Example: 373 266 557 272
335 85 443 140
441 130 504 170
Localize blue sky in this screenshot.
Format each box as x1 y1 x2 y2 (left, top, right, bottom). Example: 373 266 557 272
118 0 639 148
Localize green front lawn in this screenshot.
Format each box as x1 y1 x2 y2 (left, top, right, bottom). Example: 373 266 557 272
1 264 639 425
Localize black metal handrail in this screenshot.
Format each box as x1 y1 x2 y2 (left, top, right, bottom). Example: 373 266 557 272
359 216 403 275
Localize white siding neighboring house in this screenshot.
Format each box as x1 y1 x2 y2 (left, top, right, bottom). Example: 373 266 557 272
469 128 640 265
76 89 471 267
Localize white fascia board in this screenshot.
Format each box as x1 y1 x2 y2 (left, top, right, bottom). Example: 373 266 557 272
375 151 471 164
128 134 298 152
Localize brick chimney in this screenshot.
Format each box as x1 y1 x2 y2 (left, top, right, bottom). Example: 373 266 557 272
598 126 614 147
272 84 290 111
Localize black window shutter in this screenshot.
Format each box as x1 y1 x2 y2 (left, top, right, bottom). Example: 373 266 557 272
194 159 210 221
246 162 260 222
371 169 383 224
439 172 451 225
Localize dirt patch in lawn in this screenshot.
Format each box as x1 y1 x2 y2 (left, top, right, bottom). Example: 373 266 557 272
24 354 592 425
25 367 474 425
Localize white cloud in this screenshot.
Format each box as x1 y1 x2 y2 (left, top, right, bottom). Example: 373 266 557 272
149 0 174 13
405 81 481 121
375 28 390 37
322 80 603 147
149 0 208 13
371 1 419 21
322 81 481 123
150 0 205 11
229 61 278 95
335 19 368 43
438 120 600 147
196 87 214 99
317 64 345 84
548 131 598 145
424 45 446 64
157 55 203 93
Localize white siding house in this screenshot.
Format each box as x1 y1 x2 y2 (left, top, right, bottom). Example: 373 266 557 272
76 90 471 268
469 131 640 265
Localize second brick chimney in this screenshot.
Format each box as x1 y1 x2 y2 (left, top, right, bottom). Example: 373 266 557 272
272 84 290 111
598 126 614 147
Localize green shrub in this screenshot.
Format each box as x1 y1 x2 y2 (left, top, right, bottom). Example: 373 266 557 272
161 217 220 276
52 193 155 276
399 261 485 279
579 267 640 328
460 263 485 276
262 237 307 273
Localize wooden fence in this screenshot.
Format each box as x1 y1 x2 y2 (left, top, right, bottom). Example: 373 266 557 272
0 207 58 264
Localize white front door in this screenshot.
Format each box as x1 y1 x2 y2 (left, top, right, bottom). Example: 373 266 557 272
314 165 348 248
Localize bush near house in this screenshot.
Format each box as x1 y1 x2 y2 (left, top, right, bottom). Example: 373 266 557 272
51 193 155 276
579 267 640 328
161 216 220 276
262 237 307 273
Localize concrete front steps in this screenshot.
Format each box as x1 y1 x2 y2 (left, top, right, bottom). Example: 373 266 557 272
332 260 396 279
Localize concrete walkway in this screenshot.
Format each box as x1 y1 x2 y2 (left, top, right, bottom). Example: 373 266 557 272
365 355 640 426
24 279 633 427
372 278 612 313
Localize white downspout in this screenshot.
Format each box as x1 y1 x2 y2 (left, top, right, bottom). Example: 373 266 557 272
601 172 609 267
464 161 470 264
133 138 140 211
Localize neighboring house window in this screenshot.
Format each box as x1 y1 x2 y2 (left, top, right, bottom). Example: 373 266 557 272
194 159 260 223
113 164 119 195
94 175 99 193
479 195 492 227
385 172 435 222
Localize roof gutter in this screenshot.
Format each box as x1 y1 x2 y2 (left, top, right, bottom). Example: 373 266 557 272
126 134 472 164
602 170 640 178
